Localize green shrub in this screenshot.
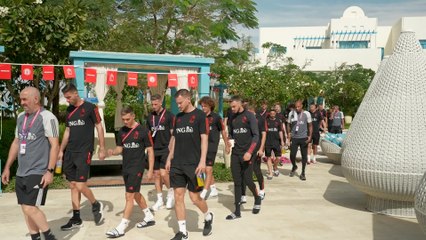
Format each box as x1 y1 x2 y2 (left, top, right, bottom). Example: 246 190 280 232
0 118 18 178
213 163 233 182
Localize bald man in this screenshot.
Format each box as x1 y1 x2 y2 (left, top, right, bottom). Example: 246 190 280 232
2 87 59 240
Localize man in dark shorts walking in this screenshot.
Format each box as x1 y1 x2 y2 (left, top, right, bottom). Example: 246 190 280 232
226 96 262 220
165 89 213 240
265 109 285 179
59 83 106 230
146 94 175 211
198 96 230 200
287 100 312 181
308 103 323 164
330 105 345 134
2 87 59 240
106 106 155 238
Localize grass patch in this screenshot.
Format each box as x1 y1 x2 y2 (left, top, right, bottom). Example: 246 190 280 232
2 175 69 193
213 163 233 182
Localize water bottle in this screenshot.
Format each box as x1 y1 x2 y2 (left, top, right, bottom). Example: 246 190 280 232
55 160 62 174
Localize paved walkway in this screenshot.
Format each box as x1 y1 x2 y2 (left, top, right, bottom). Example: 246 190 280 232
0 154 424 240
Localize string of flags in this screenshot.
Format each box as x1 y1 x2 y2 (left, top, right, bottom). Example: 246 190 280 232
0 63 207 89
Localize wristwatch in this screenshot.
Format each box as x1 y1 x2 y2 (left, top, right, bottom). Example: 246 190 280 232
47 168 54 173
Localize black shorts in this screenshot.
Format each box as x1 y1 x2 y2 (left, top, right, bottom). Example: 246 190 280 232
154 151 168 170
170 165 202 193
63 151 92 182
311 133 320 145
123 171 143 193
16 175 48 206
265 146 282 157
206 152 217 167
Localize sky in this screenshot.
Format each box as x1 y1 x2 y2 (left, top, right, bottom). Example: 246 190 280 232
238 0 426 48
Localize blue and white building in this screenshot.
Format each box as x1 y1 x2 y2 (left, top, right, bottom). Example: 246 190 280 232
258 6 426 71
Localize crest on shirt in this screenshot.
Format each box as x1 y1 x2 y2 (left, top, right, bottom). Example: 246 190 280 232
242 116 248 123
133 131 139 139
275 122 279 127
79 108 85 117
161 117 166 124
208 116 214 124
121 133 126 141
189 115 196 124
177 118 182 123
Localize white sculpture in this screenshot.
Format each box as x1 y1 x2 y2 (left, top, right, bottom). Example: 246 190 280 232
341 31 426 217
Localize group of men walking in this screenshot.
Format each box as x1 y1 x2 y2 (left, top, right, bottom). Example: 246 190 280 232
1 84 344 240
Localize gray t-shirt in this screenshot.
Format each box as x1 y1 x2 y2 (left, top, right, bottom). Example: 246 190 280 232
331 111 344 127
288 110 312 139
15 108 59 177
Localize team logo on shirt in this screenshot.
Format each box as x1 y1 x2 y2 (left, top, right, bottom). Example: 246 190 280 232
133 131 139 139
189 115 196 124
208 117 214 124
176 126 194 133
242 116 247 123
151 126 166 132
233 128 248 134
68 119 85 126
268 127 278 132
19 132 37 141
80 108 85 117
123 142 140 148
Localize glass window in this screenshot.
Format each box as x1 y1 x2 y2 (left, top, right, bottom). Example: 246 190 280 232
339 41 368 49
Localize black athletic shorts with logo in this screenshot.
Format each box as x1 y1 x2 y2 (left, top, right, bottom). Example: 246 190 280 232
206 151 217 167
16 175 48 206
265 146 282 157
154 151 168 170
311 133 320 145
170 165 202 193
63 151 92 182
123 171 144 193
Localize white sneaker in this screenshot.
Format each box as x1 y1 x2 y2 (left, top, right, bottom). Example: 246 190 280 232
150 200 164 212
241 195 247 204
166 196 174 209
209 188 218 198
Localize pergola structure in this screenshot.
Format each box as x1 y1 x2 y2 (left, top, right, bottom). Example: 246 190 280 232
69 50 216 131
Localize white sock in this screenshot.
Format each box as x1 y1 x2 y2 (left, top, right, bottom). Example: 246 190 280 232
313 155 317 161
204 211 212 221
143 208 154 221
156 193 163 202
117 218 129 233
308 155 311 162
178 220 187 234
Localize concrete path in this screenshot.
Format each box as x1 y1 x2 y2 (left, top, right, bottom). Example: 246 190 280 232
0 155 424 240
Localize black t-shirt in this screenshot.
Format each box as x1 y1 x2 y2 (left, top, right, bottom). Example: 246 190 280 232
265 117 283 147
256 109 268 119
172 108 208 166
231 110 259 155
146 109 174 155
117 124 152 173
207 112 224 153
256 115 267 150
66 101 101 152
276 112 286 124
310 110 323 134
319 109 327 119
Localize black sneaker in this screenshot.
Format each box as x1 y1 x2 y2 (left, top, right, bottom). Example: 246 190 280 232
92 201 104 225
289 165 298 177
300 174 306 181
203 212 213 236
60 218 83 231
171 231 188 240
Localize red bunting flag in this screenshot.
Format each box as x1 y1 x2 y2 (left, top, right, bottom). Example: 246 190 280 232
106 70 117 86
63 65 76 79
188 73 198 89
147 73 157 87
168 73 178 88
21 64 34 80
85 68 97 83
42 65 55 81
127 72 138 87
0 63 12 80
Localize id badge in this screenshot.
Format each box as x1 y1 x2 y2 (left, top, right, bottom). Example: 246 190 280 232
295 125 299 134
152 130 157 138
20 143 27 154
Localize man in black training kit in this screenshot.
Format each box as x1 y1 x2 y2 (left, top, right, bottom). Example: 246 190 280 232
146 94 175 211
226 96 262 220
165 89 214 240
2 87 59 240
59 83 106 230
265 108 285 180
287 100 312 181
106 106 155 238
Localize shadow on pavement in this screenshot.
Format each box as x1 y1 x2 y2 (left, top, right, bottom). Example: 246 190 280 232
372 214 424 240
323 180 367 212
328 165 345 178
164 208 202 233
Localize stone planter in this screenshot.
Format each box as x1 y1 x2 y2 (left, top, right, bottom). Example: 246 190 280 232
415 172 426 234
341 31 426 217
319 139 342 165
